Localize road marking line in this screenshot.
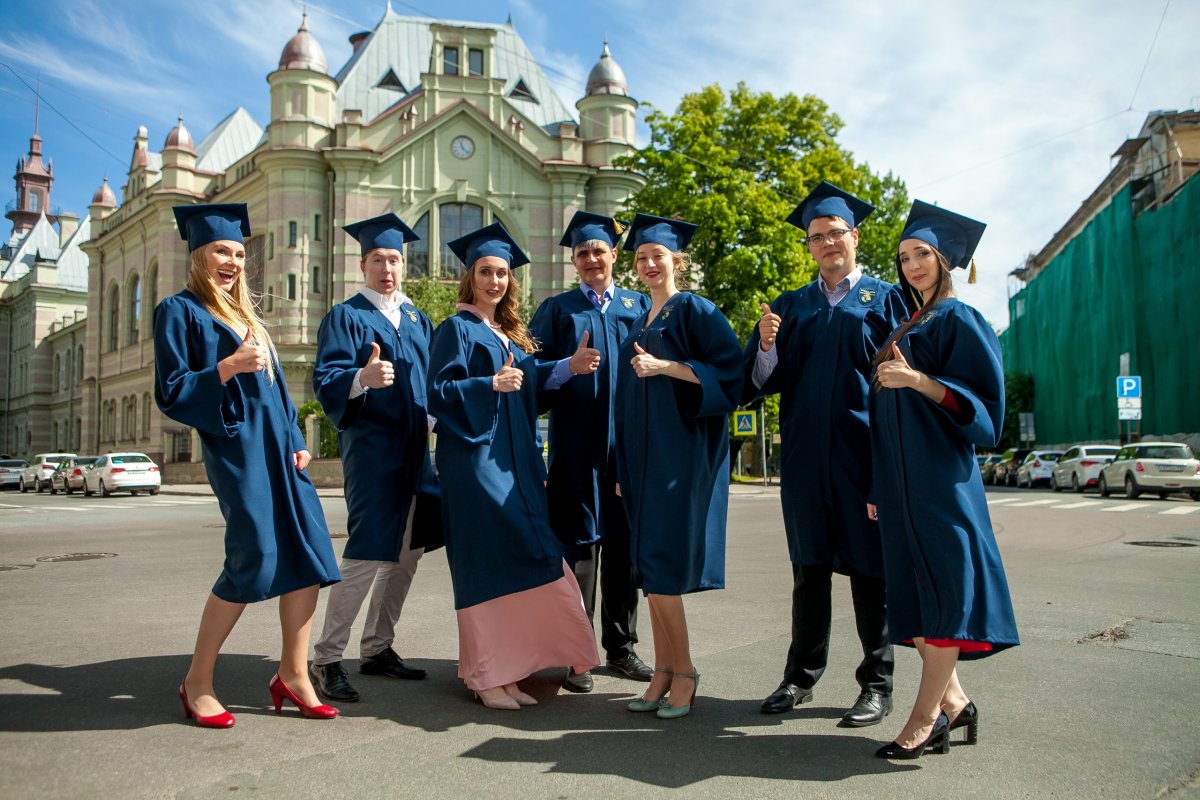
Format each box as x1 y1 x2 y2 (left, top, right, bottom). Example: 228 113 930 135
39 506 91 512
1160 506 1200 516
0 503 21 509
1052 502 1103 509
986 498 1025 505
1005 499 1060 507
1102 503 1143 512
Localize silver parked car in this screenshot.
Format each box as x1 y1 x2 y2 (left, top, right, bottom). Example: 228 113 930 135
0 459 29 489
49 456 100 495
19 453 78 493
1098 442 1200 500
1050 445 1120 493
1015 450 1063 488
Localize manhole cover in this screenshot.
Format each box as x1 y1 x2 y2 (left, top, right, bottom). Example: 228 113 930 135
36 553 120 562
330 532 347 539
1126 541 1197 548
0 564 35 571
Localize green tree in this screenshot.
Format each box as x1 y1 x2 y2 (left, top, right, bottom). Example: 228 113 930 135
404 275 459 325
998 371 1035 451
616 82 909 340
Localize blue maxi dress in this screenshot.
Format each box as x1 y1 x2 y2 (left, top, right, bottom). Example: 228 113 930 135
615 293 743 595
869 299 1019 657
153 290 339 603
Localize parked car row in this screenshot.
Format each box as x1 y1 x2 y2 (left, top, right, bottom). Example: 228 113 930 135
979 442 1200 500
13 452 161 497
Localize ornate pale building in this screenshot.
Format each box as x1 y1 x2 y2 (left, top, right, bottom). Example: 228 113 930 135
81 8 641 465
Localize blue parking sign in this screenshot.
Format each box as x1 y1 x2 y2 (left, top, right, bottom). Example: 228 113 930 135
1116 376 1141 398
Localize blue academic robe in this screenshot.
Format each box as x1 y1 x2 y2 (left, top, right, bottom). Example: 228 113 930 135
615 293 743 595
870 299 1019 658
427 312 563 610
529 287 650 548
312 293 442 561
153 290 340 604
743 276 907 578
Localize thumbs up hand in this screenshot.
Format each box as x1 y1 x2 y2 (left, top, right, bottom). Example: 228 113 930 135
360 341 395 389
875 340 920 390
631 340 670 378
493 350 524 393
222 327 269 380
758 302 782 351
568 330 602 375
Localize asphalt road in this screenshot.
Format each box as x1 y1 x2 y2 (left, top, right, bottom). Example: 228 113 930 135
0 484 1197 799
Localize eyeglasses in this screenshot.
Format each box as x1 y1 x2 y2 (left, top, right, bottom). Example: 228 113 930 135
805 228 852 247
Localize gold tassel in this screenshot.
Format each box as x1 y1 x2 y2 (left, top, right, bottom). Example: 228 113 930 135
968 259 977 284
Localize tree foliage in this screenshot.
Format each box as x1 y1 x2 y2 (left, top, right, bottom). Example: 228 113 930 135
404 275 460 326
616 83 909 339
998 371 1035 451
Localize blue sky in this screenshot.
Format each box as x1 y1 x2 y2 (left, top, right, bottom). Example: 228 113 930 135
1 0 1196 328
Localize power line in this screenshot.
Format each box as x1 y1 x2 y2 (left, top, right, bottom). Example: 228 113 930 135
1128 0 1172 110
1 63 127 168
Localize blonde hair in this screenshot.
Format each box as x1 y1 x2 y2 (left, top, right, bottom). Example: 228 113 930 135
186 243 277 382
457 264 539 354
633 244 692 290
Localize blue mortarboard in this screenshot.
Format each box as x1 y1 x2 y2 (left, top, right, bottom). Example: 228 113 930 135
558 211 627 249
173 203 252 252
622 213 698 253
785 181 875 231
901 200 986 269
446 221 530 270
342 213 420 253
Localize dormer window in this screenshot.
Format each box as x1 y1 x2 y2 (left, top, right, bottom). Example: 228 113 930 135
508 79 538 104
376 69 407 93
444 46 459 75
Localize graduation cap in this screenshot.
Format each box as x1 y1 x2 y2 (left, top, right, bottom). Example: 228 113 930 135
343 213 420 253
446 221 530 270
785 181 875 231
558 210 627 249
622 213 698 253
173 203 252 252
901 200 986 272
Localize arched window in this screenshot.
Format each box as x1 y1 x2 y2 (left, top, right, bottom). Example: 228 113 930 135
142 393 152 437
76 346 84 382
439 203 484 278
107 283 120 352
407 213 430 279
53 355 61 392
145 263 158 322
127 274 141 344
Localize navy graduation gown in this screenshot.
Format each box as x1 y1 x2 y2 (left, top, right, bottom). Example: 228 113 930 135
529 287 650 548
870 299 1019 658
427 312 564 610
153 291 339 604
312 293 442 561
615 293 743 595
743 275 906 578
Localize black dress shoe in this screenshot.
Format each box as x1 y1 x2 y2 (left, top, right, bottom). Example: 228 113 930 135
947 700 979 744
760 682 814 714
310 662 360 703
606 653 654 681
360 647 427 680
875 712 950 759
562 668 594 693
842 690 892 727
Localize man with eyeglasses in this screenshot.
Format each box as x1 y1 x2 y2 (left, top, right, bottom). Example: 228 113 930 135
744 182 907 727
529 211 654 693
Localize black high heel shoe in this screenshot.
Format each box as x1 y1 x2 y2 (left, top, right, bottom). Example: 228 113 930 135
947 701 978 744
875 712 950 759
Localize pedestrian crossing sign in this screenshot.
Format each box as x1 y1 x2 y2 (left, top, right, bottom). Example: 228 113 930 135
734 410 756 436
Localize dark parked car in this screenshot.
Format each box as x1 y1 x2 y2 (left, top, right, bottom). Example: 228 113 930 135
49 457 100 495
991 448 1032 486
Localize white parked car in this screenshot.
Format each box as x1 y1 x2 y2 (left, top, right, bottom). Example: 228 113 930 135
1050 445 1120 493
19 453 78 493
83 453 161 497
1015 450 1063 488
1098 442 1200 500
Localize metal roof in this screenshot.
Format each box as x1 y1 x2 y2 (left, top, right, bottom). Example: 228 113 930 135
334 9 576 132
196 107 265 173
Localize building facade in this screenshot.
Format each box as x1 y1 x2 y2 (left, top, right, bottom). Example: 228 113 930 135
80 9 642 465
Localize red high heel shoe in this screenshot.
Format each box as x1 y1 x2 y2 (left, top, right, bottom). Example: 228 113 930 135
179 684 235 729
269 674 338 719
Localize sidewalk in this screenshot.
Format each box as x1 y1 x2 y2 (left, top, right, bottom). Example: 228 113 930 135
161 481 779 499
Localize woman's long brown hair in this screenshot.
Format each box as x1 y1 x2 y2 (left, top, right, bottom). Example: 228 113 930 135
457 264 539 354
870 245 955 383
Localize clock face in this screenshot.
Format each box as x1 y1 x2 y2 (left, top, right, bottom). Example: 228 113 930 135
450 135 475 159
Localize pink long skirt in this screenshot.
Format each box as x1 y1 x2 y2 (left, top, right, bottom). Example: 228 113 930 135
456 561 600 691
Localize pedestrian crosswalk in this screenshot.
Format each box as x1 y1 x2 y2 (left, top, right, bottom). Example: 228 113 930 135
0 497 216 514
986 495 1198 516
